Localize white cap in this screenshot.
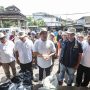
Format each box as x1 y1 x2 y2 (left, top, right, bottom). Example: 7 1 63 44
31 31 36 35
50 32 55 36
40 28 47 34
18 31 27 38
0 33 6 38
61 32 67 36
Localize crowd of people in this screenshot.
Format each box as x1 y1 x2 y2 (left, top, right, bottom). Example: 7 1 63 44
0 27 90 88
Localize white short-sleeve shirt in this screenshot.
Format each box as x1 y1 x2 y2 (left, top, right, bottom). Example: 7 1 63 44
15 38 33 64
0 40 15 63
80 40 90 67
33 39 56 68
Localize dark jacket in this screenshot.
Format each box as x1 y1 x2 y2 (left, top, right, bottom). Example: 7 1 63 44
60 38 83 67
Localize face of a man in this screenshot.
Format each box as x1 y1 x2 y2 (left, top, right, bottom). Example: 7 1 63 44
78 36 84 42
19 37 26 42
62 35 67 41
50 35 54 41
31 34 35 39
41 31 47 41
0 37 6 43
67 33 75 41
87 35 90 43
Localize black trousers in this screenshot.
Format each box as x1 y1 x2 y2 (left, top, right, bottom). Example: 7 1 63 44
39 66 51 81
76 64 90 87
20 62 33 79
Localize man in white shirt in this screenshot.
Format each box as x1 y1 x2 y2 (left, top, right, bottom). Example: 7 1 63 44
76 32 90 87
15 31 33 79
33 28 56 81
0 33 16 79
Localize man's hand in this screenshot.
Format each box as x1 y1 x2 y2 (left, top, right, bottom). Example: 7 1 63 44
16 59 20 65
42 54 51 61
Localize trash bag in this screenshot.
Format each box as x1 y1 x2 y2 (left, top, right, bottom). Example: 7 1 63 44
10 70 32 90
41 74 58 90
23 71 32 86
0 80 12 90
18 84 32 90
11 70 32 85
8 83 32 90
11 70 32 89
8 83 17 90
11 76 22 84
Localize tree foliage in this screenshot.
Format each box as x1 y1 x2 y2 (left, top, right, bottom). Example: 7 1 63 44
2 20 18 28
37 19 46 27
27 16 46 27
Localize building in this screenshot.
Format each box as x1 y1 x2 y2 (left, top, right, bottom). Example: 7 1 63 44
76 16 90 32
0 5 26 28
33 12 61 30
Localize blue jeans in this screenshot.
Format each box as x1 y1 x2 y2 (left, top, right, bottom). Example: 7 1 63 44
59 63 75 85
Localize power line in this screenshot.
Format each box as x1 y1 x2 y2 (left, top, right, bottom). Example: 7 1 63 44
57 12 90 15
26 12 90 16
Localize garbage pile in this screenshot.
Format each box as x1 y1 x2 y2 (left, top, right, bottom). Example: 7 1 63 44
0 71 33 90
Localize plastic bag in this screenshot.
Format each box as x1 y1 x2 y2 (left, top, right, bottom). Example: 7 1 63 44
42 74 58 89
0 80 11 90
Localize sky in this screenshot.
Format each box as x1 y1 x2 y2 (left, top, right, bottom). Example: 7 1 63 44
0 0 90 20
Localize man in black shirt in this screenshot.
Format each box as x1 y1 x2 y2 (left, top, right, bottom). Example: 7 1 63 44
58 27 83 86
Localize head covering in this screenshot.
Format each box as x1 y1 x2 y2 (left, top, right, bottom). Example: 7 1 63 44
0 32 6 38
61 31 67 36
67 27 76 34
77 33 84 37
58 30 62 34
18 31 27 38
50 32 55 37
31 31 36 35
40 28 47 35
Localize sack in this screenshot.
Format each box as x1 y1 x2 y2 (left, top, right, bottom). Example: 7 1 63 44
23 71 32 86
10 71 32 90
18 84 32 90
0 80 11 90
11 76 22 84
11 70 32 85
9 83 32 90
42 74 58 89
8 83 17 90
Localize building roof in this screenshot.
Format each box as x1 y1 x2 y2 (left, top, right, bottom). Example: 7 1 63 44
5 5 20 12
0 5 26 20
79 16 90 20
33 12 56 18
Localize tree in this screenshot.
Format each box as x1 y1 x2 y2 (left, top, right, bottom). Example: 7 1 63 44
27 16 46 26
27 16 35 26
3 20 18 28
37 19 46 27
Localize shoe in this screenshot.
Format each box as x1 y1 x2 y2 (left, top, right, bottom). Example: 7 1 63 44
81 83 87 87
75 83 80 87
58 81 63 85
67 84 72 86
